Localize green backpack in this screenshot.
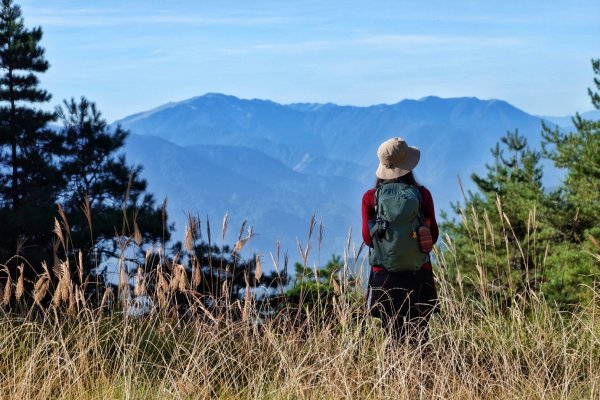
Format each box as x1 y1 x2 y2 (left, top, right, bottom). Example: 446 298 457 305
368 182 428 272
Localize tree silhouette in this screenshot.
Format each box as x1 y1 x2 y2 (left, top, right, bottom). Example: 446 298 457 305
56 97 169 272
0 0 62 266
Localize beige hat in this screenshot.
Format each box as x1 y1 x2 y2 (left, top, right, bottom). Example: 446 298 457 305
375 137 420 179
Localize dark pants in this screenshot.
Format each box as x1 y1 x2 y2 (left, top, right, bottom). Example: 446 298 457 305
367 266 439 345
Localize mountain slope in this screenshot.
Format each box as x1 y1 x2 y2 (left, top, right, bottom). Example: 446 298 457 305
124 134 362 257
116 94 559 260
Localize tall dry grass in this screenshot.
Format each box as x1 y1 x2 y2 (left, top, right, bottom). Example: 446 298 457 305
0 200 599 399
1 281 598 399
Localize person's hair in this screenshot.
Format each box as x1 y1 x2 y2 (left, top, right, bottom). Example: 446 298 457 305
374 171 420 188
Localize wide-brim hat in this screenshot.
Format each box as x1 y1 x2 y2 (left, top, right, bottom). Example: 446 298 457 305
375 137 420 180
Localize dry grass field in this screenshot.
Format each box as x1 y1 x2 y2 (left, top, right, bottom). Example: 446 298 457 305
1 277 599 399
0 206 599 400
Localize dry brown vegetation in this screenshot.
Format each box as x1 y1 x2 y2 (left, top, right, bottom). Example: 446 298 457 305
0 206 599 400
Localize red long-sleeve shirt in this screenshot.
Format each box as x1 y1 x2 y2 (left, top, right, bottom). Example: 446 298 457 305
361 186 439 267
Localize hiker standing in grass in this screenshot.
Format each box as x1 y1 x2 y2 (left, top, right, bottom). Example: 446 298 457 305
362 137 439 345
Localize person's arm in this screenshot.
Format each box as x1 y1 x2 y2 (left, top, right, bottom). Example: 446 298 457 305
419 186 439 244
361 189 376 246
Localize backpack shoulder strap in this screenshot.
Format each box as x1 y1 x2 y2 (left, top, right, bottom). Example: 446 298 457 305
370 185 384 238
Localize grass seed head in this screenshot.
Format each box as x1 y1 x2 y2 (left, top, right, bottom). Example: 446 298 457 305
133 209 143 245
68 284 76 316
60 261 71 302
192 257 201 289
222 212 229 242
255 254 262 281
176 264 189 292
119 261 129 300
53 217 65 250
184 224 194 253
134 267 145 296
52 239 61 277
52 282 62 308
100 287 112 309
77 250 84 284
15 264 24 301
81 194 92 229
2 273 12 306
33 275 50 306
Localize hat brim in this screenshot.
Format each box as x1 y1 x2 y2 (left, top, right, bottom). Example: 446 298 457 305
375 146 420 179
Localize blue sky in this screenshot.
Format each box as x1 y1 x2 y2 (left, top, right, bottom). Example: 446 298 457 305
20 0 600 122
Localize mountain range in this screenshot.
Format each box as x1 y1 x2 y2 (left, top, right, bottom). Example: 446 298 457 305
115 93 579 263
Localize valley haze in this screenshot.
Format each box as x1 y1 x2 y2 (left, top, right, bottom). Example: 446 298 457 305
114 93 573 266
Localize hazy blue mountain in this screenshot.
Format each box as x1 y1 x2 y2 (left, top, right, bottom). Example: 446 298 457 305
119 93 320 167
117 94 545 170
124 134 363 259
116 93 561 262
541 110 600 129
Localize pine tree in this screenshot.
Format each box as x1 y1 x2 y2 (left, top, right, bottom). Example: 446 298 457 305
441 130 554 304
540 59 600 306
442 60 600 309
471 130 548 235
542 60 600 242
0 0 61 264
56 97 168 271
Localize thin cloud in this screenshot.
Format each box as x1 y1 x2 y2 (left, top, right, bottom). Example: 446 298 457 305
221 34 523 55
28 8 297 28
354 34 522 47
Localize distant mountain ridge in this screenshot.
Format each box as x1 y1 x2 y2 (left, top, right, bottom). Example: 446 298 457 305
116 93 563 261
540 110 600 129
117 93 547 171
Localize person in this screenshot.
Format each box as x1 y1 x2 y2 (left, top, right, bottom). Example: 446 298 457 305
361 137 439 345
